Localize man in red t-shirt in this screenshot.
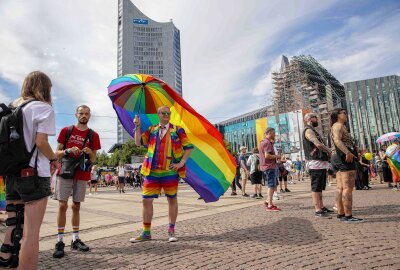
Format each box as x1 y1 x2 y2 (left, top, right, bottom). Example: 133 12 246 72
52 105 101 259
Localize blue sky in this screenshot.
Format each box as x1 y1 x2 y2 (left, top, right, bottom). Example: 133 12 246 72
0 0 399 151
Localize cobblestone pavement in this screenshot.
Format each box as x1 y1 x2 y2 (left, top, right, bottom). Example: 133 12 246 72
37 185 400 270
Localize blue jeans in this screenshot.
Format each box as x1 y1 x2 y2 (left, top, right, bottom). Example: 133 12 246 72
263 169 277 188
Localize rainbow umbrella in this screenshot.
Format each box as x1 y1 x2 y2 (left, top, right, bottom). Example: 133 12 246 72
0 176 6 211
107 74 236 202
376 132 400 144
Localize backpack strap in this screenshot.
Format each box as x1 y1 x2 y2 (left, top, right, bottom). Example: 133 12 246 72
63 126 74 150
87 129 94 149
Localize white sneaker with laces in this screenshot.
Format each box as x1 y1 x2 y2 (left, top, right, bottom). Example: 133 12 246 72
168 231 178 242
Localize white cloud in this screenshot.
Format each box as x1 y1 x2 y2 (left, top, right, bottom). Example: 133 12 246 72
0 0 398 152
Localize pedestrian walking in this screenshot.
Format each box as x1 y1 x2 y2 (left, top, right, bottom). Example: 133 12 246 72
278 154 290 193
131 105 193 243
116 161 126 193
259 128 281 211
53 105 101 258
239 146 249 197
247 148 263 198
89 165 99 195
230 153 242 195
379 145 393 188
330 108 363 223
302 113 333 218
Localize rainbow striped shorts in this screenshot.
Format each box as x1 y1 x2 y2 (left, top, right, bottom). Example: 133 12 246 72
142 169 179 199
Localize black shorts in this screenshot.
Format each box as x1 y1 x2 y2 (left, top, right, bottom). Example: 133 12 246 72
118 176 125 183
91 180 98 184
309 169 327 192
250 171 262 185
5 175 51 203
331 154 356 172
327 169 333 176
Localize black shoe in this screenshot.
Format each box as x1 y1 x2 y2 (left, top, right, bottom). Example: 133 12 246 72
71 239 89 252
337 214 346 221
321 207 334 213
122 190 125 193
231 192 237 196
242 193 249 197
315 210 331 218
250 194 257 198
284 188 291 192
280 189 285 193
53 241 65 258
343 216 364 224
258 194 263 198
197 196 203 200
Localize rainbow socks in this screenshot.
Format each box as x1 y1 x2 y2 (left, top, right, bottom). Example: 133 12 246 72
143 222 151 236
57 227 65 242
72 226 79 241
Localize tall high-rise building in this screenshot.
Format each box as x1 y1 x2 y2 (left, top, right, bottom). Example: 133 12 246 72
117 0 182 144
272 55 346 141
344 75 400 151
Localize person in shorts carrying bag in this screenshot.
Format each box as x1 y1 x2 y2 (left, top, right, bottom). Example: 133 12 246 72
247 148 263 198
0 71 58 269
52 105 101 258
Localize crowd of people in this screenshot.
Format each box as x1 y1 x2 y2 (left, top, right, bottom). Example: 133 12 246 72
231 109 399 221
0 71 399 269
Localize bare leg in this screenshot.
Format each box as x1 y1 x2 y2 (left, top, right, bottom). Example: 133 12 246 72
71 201 80 228
18 198 48 270
267 188 274 205
242 177 247 195
57 201 68 232
94 184 98 193
167 197 178 225
142 198 154 223
312 192 322 211
336 172 344 215
342 170 356 216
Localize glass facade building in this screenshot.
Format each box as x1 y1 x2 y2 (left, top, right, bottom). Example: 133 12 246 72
117 0 183 143
344 75 400 151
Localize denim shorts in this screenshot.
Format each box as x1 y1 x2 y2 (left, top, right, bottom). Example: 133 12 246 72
263 169 277 188
6 175 51 203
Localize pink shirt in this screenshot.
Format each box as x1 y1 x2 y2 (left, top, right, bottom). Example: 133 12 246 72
259 138 277 171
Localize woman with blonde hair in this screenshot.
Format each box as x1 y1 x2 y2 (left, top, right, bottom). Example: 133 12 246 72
0 71 58 269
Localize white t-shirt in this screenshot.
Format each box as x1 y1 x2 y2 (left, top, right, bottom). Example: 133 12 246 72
21 101 56 177
117 166 125 177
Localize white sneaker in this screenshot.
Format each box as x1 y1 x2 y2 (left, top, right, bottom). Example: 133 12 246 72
88 193 92 196
168 231 178 242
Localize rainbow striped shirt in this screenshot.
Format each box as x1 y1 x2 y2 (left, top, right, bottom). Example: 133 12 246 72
141 124 193 178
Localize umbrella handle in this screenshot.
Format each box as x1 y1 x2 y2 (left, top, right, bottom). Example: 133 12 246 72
137 84 145 115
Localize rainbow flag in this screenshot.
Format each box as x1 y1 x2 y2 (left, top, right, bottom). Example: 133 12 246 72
108 74 236 202
386 144 400 179
0 176 6 211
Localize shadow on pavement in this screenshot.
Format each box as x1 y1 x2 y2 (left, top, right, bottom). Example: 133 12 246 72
97 217 322 256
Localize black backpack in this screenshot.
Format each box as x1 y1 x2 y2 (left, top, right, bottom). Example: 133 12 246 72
0 99 37 176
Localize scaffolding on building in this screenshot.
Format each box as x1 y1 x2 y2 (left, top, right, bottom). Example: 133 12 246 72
272 55 346 142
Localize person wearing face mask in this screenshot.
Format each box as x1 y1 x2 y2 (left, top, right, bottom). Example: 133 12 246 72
302 113 333 218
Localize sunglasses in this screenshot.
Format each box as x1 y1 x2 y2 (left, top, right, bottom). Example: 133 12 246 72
160 112 171 116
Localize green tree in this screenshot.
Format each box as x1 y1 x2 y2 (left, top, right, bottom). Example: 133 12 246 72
108 139 147 166
224 140 233 154
95 151 110 167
